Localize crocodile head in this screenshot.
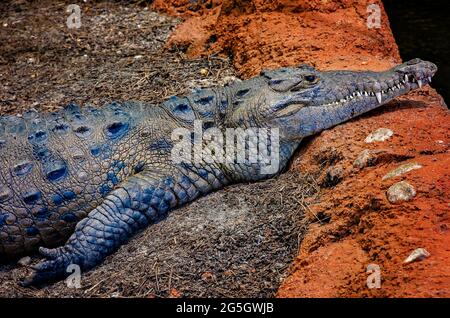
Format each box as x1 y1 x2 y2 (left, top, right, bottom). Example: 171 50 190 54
255 58 437 141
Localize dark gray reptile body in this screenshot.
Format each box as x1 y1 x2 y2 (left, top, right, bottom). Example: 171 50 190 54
0 59 437 285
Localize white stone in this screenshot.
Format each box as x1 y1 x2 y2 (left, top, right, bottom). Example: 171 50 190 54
386 181 416 203
353 149 385 169
382 162 422 180
365 128 393 143
404 248 430 264
18 256 31 267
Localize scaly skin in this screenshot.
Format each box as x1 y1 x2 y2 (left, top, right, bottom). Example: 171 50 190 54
0 58 437 285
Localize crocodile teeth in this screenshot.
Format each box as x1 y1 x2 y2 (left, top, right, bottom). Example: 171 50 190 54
428 76 432 83
417 79 423 88
375 91 382 104
404 74 409 82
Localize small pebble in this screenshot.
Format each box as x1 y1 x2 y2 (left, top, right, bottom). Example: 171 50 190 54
353 149 385 169
382 162 422 180
386 181 416 203
134 55 143 59
404 248 430 264
199 68 209 76
221 75 241 85
17 256 31 267
354 149 371 169
365 128 393 143
201 271 216 281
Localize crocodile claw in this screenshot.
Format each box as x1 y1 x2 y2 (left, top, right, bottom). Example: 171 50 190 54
21 247 79 287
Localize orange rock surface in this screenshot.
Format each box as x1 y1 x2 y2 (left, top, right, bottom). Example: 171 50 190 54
153 0 450 297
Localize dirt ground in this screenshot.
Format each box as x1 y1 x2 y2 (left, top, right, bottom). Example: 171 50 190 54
0 1 237 112
1 0 449 297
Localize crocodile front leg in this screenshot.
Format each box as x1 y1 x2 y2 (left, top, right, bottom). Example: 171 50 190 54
22 165 220 286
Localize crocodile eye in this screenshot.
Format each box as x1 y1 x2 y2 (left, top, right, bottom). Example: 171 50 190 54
304 75 316 82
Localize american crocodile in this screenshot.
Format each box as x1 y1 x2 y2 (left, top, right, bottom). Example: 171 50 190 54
0 58 437 285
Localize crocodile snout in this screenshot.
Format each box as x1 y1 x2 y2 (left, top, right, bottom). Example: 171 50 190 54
394 58 437 88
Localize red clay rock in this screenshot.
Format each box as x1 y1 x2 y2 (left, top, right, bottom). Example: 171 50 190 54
153 0 450 297
279 238 370 298
158 0 400 76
